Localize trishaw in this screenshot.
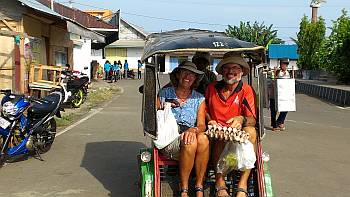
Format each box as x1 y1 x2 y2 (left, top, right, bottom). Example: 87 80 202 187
138 29 270 197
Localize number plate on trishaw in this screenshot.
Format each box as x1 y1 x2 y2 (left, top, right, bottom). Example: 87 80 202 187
0 116 10 129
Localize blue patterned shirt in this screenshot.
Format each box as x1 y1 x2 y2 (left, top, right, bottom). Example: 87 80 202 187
159 87 205 128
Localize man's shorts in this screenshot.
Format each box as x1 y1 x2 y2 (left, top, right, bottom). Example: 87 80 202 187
160 136 181 160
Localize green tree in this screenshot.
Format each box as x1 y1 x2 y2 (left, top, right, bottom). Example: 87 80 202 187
226 21 284 47
318 10 350 83
296 15 326 70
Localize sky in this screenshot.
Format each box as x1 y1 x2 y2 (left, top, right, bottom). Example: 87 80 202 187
58 0 350 43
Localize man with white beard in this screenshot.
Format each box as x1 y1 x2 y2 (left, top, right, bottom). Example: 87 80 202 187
205 52 257 197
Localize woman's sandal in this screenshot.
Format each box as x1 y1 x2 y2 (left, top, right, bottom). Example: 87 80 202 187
235 188 248 197
180 188 189 197
195 186 204 197
215 186 230 197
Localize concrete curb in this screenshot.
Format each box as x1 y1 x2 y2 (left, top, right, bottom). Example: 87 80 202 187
296 80 350 107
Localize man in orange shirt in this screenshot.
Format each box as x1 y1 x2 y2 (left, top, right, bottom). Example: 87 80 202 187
205 52 257 197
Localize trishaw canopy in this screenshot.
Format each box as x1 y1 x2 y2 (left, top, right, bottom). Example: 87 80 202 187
141 29 265 62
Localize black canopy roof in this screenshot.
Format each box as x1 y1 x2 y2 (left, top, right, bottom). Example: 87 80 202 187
141 29 265 61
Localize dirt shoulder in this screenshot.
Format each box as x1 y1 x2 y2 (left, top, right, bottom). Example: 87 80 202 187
56 79 123 129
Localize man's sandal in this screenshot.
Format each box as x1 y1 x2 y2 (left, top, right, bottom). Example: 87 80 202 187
180 188 189 197
235 188 248 197
215 186 230 197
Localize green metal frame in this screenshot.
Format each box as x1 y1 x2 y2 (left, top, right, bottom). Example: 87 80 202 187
139 148 155 197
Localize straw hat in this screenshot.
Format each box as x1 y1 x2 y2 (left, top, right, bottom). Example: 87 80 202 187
216 52 250 75
170 60 204 87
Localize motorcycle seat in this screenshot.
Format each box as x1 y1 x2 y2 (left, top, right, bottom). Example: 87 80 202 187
28 92 61 117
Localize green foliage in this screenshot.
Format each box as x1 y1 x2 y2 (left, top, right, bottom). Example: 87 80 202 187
296 15 326 70
226 21 284 47
318 10 350 83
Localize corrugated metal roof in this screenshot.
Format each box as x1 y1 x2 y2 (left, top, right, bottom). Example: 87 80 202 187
18 0 64 19
18 0 105 42
37 0 115 29
268 44 299 59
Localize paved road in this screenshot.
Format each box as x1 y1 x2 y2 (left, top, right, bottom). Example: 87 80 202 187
0 79 149 197
0 78 349 197
263 94 350 197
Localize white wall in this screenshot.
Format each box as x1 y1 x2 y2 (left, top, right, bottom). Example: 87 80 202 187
126 47 143 70
73 39 92 79
91 49 105 66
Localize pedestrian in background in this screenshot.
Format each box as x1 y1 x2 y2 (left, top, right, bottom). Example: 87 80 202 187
269 58 291 131
104 60 111 80
111 61 120 82
192 51 217 94
137 60 143 79
124 60 129 79
118 60 123 79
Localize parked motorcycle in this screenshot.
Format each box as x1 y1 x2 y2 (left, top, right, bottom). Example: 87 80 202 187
0 89 63 165
56 70 89 108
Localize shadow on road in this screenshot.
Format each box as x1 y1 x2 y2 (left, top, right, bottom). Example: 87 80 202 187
81 141 147 197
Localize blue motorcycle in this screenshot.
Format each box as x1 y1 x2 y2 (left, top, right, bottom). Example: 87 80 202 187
0 89 63 165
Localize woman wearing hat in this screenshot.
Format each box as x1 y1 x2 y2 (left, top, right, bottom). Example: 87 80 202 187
205 53 257 197
157 60 209 197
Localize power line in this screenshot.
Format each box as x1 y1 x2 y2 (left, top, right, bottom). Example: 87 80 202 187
65 1 303 29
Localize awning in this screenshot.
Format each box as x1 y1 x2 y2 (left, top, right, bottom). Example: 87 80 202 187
67 21 105 43
108 40 145 48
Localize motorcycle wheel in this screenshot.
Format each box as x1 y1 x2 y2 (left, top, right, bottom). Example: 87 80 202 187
36 118 56 154
72 89 84 108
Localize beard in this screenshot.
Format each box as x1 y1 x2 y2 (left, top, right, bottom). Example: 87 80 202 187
223 72 243 85
223 77 239 85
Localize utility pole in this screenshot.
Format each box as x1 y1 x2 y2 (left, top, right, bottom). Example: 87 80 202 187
50 0 54 10
68 0 73 8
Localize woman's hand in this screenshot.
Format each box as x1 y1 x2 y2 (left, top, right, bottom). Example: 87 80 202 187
226 116 244 130
181 130 196 145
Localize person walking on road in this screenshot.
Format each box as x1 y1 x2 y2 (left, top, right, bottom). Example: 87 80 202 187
103 60 111 80
111 61 120 82
118 60 123 79
137 60 143 79
269 58 291 131
124 60 129 79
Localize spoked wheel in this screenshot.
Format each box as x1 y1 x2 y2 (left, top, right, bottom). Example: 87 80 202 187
72 89 84 108
36 118 56 154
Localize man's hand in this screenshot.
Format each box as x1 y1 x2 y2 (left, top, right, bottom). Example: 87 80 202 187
181 130 196 145
208 120 218 126
226 116 244 130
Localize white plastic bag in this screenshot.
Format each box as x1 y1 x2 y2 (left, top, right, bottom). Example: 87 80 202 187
236 141 256 171
217 141 256 175
153 102 180 149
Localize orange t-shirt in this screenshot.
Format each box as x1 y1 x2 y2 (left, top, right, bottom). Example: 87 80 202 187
205 80 256 126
